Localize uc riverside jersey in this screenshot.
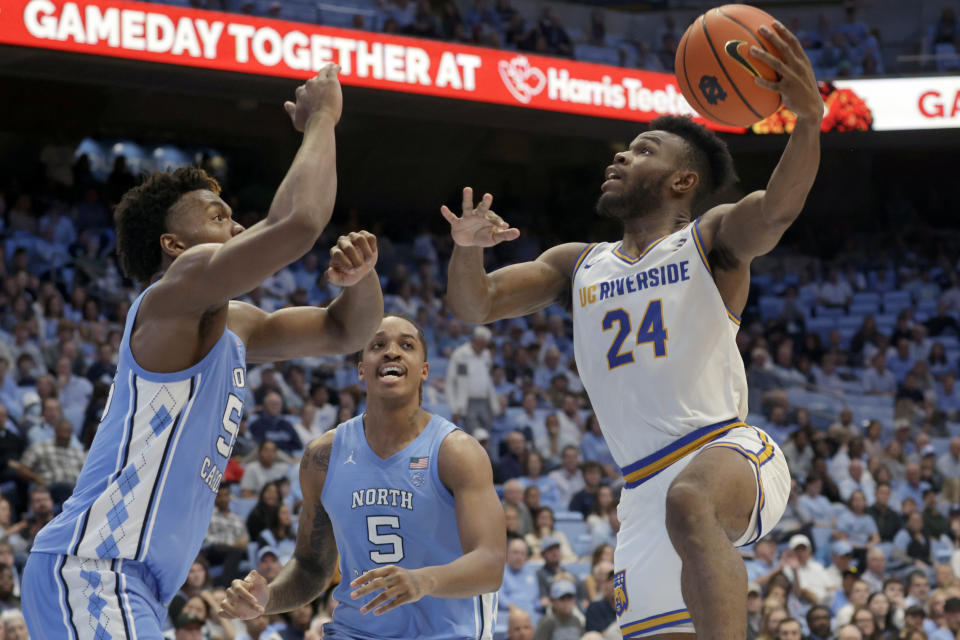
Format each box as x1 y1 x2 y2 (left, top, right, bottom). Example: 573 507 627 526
321 415 496 640
571 221 749 483
31 283 247 605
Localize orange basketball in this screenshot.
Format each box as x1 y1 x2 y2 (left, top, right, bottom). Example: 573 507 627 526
674 4 786 127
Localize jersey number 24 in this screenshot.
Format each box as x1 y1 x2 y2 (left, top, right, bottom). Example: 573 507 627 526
602 300 668 369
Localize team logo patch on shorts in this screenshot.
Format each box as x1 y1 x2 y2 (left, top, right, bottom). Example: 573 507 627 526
613 569 628 616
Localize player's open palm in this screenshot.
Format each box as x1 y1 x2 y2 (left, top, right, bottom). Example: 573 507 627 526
284 63 343 132
441 187 520 248
350 565 428 616
220 570 268 620
327 231 379 287
749 21 822 122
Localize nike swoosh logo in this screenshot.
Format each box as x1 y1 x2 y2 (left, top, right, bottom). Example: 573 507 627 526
724 40 760 77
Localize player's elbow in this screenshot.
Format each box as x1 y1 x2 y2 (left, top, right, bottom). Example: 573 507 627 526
445 295 489 325
480 546 507 592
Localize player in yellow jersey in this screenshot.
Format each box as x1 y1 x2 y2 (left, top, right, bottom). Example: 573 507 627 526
441 22 820 640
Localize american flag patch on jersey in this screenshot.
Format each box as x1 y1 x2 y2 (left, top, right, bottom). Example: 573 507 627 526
409 457 429 469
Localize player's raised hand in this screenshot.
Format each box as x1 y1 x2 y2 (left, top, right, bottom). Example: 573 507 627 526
326 231 379 287
284 63 343 132
350 565 428 616
749 21 822 122
219 570 268 620
441 187 520 248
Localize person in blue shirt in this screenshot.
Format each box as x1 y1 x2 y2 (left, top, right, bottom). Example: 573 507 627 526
579 413 617 477
836 490 881 551
499 538 540 618
221 315 506 639
21 66 384 640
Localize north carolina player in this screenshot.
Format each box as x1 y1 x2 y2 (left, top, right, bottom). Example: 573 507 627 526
22 64 385 639
442 22 821 640
220 315 506 639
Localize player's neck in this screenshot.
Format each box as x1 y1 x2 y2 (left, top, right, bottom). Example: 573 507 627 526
620 210 687 257
362 400 432 457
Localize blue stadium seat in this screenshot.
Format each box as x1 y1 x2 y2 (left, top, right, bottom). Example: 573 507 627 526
231 497 258 522
882 291 912 314
815 306 845 318
849 302 879 317
565 560 592 581
806 317 836 342
852 292 881 306
758 295 784 321
554 510 584 522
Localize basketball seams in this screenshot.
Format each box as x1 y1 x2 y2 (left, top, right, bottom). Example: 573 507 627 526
679 21 740 128
699 13 765 121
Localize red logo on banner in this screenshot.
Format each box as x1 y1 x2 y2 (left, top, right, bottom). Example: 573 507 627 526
498 55 546 104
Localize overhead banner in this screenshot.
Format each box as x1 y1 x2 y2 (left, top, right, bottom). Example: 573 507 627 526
832 76 960 131
0 0 743 131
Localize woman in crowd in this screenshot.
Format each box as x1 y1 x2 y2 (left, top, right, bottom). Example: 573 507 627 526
525 506 577 563
245 481 281 542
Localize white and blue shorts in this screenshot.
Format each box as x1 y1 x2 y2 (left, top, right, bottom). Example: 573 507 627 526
22 552 167 640
613 424 790 637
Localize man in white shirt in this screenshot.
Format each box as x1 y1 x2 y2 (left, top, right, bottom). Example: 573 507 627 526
818 267 853 308
782 534 833 605
548 445 585 510
862 353 897 396
55 355 93 436
446 326 499 435
554 393 584 447
240 440 290 498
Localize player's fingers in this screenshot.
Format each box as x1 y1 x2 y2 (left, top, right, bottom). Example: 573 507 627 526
360 587 399 614
359 231 378 259
753 76 780 92
749 46 789 77
228 582 261 608
461 187 474 216
440 205 460 225
372 593 410 616
475 192 493 216
771 20 806 60
493 228 521 243
756 25 794 64
349 232 375 261
350 567 389 590
337 236 364 266
351 576 390 598
283 101 296 118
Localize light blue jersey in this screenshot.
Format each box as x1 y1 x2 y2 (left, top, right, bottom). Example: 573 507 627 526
321 415 496 640
26 283 246 637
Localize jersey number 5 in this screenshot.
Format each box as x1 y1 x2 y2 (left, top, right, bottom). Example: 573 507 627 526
367 515 405 563
602 300 668 369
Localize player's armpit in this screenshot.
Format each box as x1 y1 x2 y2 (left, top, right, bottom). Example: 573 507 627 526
263 432 339 615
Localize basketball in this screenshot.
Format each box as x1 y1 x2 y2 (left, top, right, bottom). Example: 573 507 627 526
675 4 787 127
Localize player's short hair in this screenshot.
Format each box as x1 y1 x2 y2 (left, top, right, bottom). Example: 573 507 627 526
648 115 736 210
383 314 428 360
114 167 220 286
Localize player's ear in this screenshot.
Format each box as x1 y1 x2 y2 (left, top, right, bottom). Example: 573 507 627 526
671 170 698 196
159 232 187 258
357 355 366 382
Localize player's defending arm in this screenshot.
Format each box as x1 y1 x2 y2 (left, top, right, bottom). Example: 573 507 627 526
230 231 384 362
349 431 506 615
220 432 338 618
698 22 822 310
442 187 585 324
152 64 343 313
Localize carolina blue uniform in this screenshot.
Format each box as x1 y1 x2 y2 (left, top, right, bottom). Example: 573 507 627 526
23 284 247 639
321 415 496 640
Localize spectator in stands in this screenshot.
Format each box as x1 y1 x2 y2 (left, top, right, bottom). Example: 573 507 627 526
836 579 871 627
404 0 440 39
579 413 615 477
898 462 931 508
937 438 960 480
926 303 958 338
806 605 833 640
783 428 814 479
504 479 534 536
548 445 584 509
656 32 677 72
863 353 897 397
869 482 903 542
524 485 542 517
819 267 854 308
504 503 525 540
245 481 281 542
775 617 803 640
896 513 934 572
861 546 887 593
826 542 856 606
447 326 498 435
538 8 573 57
500 537 540 615
585 486 617 550
16 417 86 505
2 609 29 639
582 544 613 602
744 538 781 588
257 501 296 563
506 608 535 640
584 562 616 632
86 340 116 384
534 579 584 639
519 450 560 510
921 488 949 539
497 430 528 483
240 441 289 498
783 534 832 606
840 459 877 504
867 591 896 636
526 507 576 563
54 354 91 435
569 461 603 519
203 483 248 587
537 414 567 468
249 391 301 455
22 485 54 549
835 625 863 640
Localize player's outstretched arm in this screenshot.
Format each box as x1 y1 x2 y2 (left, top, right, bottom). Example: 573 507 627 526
442 187 585 324
156 64 343 313
349 431 506 615
701 22 822 264
220 432 338 619
230 232 384 362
